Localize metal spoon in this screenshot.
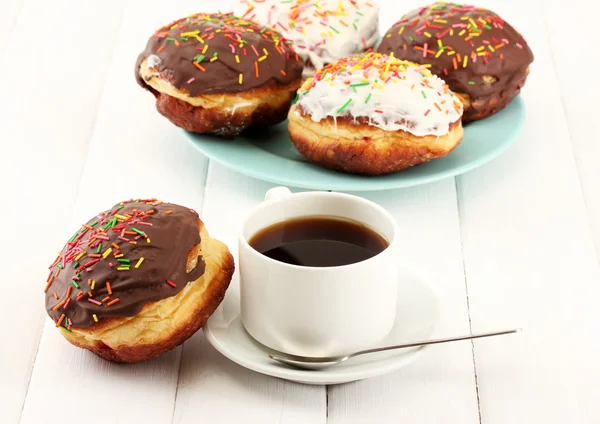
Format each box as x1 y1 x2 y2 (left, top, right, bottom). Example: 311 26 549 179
269 328 521 370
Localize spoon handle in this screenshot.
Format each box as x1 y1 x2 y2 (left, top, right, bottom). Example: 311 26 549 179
352 328 522 359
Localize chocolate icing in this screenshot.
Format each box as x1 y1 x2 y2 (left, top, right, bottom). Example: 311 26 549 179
45 200 205 329
377 2 534 121
135 13 304 96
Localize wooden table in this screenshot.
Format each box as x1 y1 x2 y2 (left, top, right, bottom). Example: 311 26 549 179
1 0 598 422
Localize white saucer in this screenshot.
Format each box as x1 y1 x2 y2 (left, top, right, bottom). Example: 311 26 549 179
204 267 440 385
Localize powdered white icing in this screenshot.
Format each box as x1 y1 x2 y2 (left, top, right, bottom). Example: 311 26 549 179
234 0 379 76
295 55 463 137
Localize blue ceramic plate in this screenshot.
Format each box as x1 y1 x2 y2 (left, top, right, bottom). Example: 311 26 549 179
186 96 525 191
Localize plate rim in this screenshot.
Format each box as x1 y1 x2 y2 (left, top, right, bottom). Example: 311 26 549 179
187 96 525 191
203 267 440 385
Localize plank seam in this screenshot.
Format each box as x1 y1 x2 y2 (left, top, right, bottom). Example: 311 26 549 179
455 177 482 424
171 346 185 424
171 158 211 424
326 386 329 421
17 322 44 424
542 16 600 263
0 0 24 57
16 5 127 423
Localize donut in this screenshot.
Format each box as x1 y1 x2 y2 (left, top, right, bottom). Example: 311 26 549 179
233 0 380 76
287 52 464 175
135 13 304 136
377 2 533 122
44 199 234 363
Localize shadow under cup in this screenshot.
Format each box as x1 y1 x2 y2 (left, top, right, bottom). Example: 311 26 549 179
238 190 400 358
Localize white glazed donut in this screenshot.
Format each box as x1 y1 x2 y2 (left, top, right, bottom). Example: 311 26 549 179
233 0 380 76
287 52 465 175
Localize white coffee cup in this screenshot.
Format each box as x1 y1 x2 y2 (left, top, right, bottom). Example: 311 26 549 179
238 187 400 357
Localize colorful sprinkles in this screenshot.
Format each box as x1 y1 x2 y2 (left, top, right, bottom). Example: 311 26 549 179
45 199 196 328
380 2 530 86
141 13 301 93
298 51 462 117
235 0 379 69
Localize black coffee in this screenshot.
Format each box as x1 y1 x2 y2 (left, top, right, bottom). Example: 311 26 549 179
249 216 388 267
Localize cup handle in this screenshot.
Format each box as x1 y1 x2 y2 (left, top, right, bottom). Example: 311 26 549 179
264 186 292 202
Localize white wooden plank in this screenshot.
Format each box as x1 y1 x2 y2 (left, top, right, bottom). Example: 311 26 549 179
325 0 478 421
545 0 600 261
457 1 600 423
0 1 124 423
327 180 479 424
0 0 23 54
173 164 326 424
18 1 216 424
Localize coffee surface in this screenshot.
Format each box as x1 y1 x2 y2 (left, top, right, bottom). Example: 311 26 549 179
249 216 388 267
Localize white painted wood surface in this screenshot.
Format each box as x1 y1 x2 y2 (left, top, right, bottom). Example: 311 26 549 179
457 2 600 423
0 0 22 54
545 0 600 261
0 0 598 423
0 1 125 423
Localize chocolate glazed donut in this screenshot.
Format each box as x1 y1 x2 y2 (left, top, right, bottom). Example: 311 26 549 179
377 2 533 122
135 13 304 135
45 199 234 363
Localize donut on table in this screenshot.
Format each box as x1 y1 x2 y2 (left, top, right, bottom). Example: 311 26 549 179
135 13 304 136
233 0 380 76
377 2 534 122
288 52 464 175
44 199 234 363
